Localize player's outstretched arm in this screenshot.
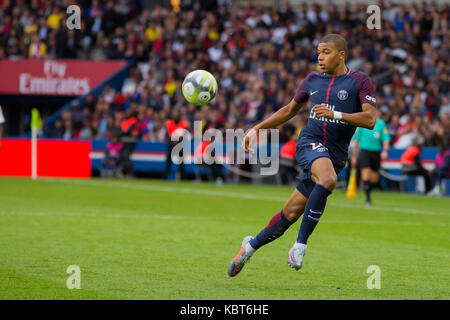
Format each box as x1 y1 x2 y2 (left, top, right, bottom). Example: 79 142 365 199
242 99 304 153
313 103 376 130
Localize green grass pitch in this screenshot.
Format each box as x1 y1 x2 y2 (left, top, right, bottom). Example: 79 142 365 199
0 177 448 300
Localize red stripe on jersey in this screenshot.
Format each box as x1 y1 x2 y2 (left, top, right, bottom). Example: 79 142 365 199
323 76 335 145
326 76 335 103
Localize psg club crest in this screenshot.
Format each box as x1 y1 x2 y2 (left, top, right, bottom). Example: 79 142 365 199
338 90 348 100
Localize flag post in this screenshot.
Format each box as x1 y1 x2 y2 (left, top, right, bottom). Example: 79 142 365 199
31 108 41 180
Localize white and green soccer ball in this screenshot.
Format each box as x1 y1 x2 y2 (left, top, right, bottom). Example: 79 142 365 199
182 70 218 106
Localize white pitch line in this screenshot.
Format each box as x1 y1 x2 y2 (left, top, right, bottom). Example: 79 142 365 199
40 179 449 217
324 202 446 216
42 178 288 201
0 210 446 227
321 219 447 227
0 209 182 220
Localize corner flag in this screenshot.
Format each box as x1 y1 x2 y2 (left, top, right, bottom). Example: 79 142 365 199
31 108 42 131
346 169 357 200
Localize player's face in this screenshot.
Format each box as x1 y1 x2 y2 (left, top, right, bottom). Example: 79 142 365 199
317 42 345 74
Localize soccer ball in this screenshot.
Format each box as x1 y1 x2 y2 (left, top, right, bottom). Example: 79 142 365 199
182 70 218 106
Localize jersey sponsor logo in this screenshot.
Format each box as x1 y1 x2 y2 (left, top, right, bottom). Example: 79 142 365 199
309 103 347 124
310 90 319 96
365 95 376 103
338 90 348 100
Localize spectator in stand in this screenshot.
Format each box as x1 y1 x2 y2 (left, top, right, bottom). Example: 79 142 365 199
45 118 64 138
432 144 450 195
101 131 124 178
47 6 63 30
28 33 46 58
79 119 93 140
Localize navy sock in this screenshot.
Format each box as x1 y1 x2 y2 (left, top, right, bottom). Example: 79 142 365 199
249 210 294 250
362 180 372 202
297 184 332 244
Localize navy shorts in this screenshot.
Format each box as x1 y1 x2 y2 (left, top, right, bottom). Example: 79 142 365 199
294 139 345 198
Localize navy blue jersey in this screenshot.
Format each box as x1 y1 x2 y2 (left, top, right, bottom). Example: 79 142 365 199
294 68 377 164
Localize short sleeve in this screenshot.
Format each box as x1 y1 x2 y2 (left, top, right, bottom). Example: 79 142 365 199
381 121 391 142
294 72 315 103
357 73 377 107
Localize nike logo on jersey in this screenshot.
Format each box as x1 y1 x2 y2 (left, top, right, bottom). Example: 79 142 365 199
310 90 319 96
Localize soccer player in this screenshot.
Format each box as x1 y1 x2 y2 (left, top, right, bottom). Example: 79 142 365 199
351 109 391 206
228 34 377 276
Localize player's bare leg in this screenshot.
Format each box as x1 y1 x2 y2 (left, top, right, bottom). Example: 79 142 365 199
310 157 338 190
288 157 336 270
228 189 307 277
282 188 308 222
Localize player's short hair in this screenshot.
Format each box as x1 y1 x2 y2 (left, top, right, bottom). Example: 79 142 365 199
320 34 348 59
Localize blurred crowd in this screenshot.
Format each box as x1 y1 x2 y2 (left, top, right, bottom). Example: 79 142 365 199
0 0 449 148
